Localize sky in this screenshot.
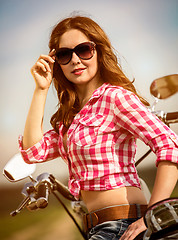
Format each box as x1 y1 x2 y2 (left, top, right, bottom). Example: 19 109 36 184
0 0 178 185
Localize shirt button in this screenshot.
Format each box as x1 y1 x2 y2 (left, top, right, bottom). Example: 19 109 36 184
170 134 178 143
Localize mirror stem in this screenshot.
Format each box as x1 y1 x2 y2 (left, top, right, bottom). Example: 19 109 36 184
151 97 159 112
29 175 37 182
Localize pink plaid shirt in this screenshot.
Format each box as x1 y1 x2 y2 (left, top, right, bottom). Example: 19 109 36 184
19 83 178 199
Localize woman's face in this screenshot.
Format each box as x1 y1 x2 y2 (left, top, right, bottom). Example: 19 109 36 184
58 29 100 87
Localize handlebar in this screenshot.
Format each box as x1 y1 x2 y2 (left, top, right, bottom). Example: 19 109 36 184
10 173 77 216
152 110 178 125
166 111 178 121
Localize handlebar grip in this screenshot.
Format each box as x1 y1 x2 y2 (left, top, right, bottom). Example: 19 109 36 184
49 175 76 201
55 179 76 201
166 112 178 120
36 183 49 208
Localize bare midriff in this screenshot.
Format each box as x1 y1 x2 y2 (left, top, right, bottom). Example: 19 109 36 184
81 187 147 212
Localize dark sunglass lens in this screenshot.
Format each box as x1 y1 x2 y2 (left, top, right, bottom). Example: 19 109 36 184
76 43 94 59
56 42 95 64
56 49 71 65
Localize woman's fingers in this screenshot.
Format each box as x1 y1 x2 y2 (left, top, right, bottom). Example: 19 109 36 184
49 49 56 57
36 61 47 73
39 54 55 64
120 218 147 240
32 53 55 74
38 59 51 72
39 49 56 66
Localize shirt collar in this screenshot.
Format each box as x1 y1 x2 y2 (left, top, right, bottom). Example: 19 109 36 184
90 82 110 100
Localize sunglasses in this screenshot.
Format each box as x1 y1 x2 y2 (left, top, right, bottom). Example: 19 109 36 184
55 41 96 65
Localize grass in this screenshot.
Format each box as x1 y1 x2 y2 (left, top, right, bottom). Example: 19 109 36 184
0 205 59 238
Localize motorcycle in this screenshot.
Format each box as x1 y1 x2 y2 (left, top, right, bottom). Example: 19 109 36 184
3 74 178 240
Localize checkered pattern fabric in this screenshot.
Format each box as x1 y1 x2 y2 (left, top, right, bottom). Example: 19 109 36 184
19 83 178 199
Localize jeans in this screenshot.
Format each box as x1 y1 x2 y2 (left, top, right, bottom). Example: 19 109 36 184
87 218 138 240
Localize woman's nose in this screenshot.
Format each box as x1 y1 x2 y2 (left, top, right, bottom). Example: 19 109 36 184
71 52 81 64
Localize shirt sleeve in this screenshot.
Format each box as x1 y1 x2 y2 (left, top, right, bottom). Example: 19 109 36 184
113 89 178 166
18 129 60 164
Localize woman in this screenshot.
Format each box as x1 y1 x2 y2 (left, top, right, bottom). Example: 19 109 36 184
19 15 178 239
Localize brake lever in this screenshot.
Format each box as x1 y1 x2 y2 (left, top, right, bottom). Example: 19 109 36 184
10 196 31 216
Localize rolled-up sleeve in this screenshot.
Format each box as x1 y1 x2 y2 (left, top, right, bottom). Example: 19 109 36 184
113 90 178 166
18 129 60 164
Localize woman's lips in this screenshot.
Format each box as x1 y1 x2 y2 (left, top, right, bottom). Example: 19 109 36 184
72 68 86 75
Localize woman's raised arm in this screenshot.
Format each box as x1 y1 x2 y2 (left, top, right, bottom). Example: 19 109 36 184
23 50 55 150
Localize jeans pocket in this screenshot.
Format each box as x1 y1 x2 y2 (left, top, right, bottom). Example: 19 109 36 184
117 219 138 238
117 221 126 238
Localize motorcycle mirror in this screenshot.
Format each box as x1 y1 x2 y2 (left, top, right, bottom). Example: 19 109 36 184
150 74 178 99
3 153 36 182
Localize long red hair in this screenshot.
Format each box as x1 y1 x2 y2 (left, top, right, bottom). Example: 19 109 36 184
49 15 149 133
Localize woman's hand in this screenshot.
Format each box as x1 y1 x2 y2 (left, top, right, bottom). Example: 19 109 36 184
120 217 147 240
31 49 56 90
